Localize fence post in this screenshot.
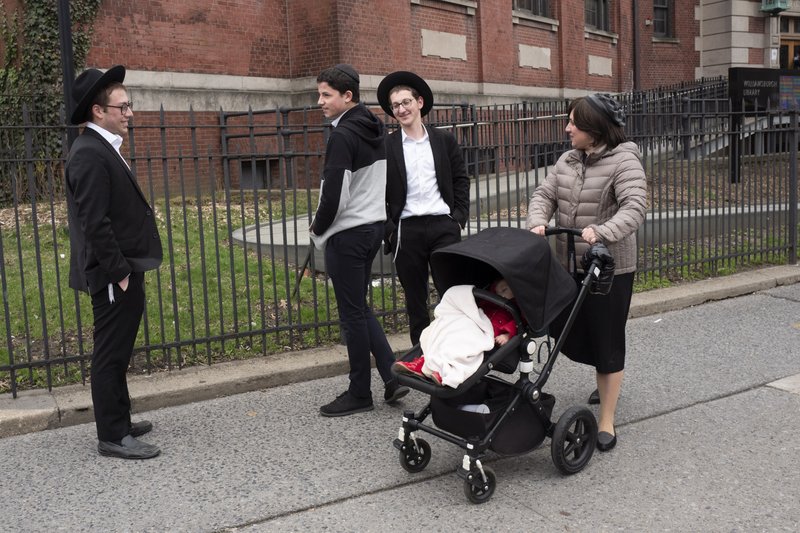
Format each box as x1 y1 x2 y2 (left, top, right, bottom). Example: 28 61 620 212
681 97 691 160
57 0 77 149
789 111 798 265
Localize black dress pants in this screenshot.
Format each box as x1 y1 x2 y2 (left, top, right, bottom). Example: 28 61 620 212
90 271 145 442
325 222 395 398
394 215 461 346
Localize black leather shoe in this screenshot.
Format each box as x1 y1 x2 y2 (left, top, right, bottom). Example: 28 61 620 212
588 389 600 404
320 391 374 417
384 379 410 404
129 420 153 437
597 430 617 452
98 435 161 459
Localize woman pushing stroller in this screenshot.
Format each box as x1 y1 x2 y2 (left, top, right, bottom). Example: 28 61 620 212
527 93 647 452
393 279 517 387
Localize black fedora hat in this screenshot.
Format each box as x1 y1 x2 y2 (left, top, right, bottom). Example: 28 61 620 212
70 65 126 125
377 71 433 118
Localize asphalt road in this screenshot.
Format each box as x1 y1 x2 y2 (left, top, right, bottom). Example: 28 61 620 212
2 283 799 532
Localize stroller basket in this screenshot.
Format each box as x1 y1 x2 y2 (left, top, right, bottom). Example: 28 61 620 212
431 380 555 456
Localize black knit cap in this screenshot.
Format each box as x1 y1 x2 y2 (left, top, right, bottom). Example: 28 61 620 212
333 64 360 84
584 93 626 127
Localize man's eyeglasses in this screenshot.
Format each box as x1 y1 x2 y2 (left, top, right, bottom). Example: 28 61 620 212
390 98 415 112
105 101 134 114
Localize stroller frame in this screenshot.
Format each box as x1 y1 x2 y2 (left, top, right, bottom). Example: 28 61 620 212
392 227 610 503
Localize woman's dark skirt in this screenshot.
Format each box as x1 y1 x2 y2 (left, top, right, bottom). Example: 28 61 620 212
548 272 634 374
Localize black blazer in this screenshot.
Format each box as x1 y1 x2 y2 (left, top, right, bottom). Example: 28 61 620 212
65 128 162 294
384 125 471 249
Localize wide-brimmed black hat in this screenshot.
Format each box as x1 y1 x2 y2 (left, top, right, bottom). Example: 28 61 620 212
377 71 433 118
70 65 126 125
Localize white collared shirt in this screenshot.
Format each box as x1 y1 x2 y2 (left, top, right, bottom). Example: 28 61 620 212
400 125 449 219
86 122 126 159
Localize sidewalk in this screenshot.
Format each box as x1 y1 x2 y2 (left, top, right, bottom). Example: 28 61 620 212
2 264 799 439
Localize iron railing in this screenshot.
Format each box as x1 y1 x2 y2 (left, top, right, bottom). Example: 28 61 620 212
0 88 797 396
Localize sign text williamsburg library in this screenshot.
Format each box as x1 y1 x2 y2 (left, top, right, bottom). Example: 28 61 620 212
727 67 800 183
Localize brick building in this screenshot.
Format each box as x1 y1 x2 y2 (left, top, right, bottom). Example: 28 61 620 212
74 0 793 112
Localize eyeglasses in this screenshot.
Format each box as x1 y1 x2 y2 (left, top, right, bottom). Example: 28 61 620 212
105 101 134 114
390 98 415 112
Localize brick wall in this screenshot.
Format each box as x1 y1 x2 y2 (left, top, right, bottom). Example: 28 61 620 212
83 0 703 94
637 0 700 88
87 0 289 77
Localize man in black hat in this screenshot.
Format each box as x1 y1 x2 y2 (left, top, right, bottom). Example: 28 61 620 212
377 71 470 347
65 65 163 459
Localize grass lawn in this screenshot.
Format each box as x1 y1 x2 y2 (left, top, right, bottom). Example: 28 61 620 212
0 190 408 393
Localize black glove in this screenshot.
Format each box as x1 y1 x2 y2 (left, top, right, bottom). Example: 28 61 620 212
581 243 615 295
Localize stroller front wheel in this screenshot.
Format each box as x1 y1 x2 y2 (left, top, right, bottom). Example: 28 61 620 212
399 437 432 473
463 466 496 504
551 406 598 475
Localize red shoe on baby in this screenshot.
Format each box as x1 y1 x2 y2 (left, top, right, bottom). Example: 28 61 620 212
392 356 425 378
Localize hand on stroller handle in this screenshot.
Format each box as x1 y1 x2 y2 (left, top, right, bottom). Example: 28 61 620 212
537 226 614 291
541 226 599 244
543 226 583 237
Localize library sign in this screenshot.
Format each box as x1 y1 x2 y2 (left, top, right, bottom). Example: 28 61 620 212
729 67 800 111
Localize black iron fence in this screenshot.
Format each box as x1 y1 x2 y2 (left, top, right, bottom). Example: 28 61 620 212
1 85 797 396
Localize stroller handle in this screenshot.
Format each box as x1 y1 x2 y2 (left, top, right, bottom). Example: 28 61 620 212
543 226 582 237
542 226 583 276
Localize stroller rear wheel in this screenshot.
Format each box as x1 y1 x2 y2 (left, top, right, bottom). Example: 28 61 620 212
551 406 597 475
399 437 431 473
463 465 496 504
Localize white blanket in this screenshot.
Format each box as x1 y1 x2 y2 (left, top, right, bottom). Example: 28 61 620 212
420 285 496 388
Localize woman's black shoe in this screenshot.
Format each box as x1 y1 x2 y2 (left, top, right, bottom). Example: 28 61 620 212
597 430 617 452
588 388 600 404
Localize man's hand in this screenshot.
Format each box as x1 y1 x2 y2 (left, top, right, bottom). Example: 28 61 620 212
530 225 545 235
118 274 130 292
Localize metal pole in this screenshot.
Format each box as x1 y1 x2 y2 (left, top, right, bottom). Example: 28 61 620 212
57 0 77 148
789 111 798 265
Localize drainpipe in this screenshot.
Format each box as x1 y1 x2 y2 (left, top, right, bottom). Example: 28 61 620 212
632 0 640 91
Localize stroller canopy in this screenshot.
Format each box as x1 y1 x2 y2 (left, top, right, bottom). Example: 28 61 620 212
430 227 577 332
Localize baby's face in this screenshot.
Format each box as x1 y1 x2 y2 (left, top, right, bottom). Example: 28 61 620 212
494 280 513 299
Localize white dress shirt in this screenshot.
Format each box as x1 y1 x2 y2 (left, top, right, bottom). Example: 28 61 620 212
400 126 450 219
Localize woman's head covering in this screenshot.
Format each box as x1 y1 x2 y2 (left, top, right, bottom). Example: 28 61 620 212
584 93 626 127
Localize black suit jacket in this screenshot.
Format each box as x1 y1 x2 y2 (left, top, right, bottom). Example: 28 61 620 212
65 127 162 294
384 125 470 249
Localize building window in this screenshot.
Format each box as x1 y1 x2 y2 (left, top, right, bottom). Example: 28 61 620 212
585 0 610 32
514 0 549 17
653 0 672 37
779 16 800 35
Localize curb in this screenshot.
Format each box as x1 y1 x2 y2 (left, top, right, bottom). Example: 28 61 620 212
2 264 798 439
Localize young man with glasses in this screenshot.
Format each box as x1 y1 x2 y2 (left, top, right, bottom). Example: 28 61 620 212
311 64 409 417
65 65 163 459
377 71 470 347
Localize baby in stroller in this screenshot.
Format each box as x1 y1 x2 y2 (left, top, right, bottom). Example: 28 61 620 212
393 278 518 387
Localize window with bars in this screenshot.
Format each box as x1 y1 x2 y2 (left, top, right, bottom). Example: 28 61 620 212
585 0 610 31
653 0 672 37
514 0 549 17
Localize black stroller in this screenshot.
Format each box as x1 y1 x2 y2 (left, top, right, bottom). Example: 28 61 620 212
391 226 614 503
